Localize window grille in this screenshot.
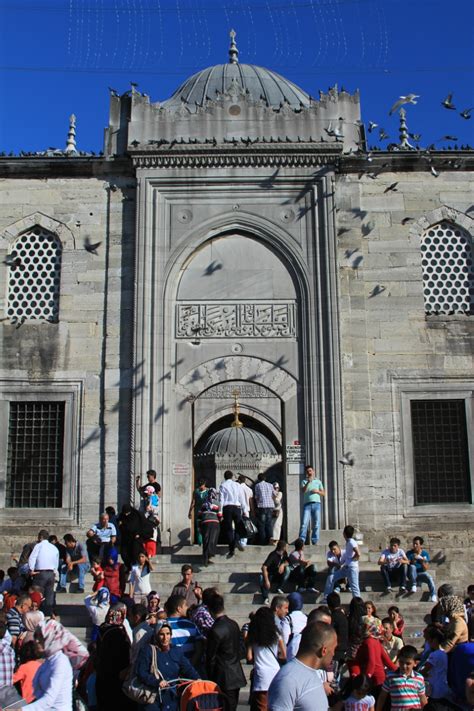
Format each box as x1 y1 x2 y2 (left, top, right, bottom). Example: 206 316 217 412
6 227 62 323
421 221 474 315
411 399 471 505
6 401 65 508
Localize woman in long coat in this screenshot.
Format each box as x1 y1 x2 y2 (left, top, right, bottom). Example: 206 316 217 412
118 503 152 569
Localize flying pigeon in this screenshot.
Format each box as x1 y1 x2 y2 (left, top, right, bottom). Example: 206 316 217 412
441 93 456 110
84 237 102 255
430 166 440 177
459 108 473 119
389 94 420 115
379 128 390 140
339 452 354 466
3 255 21 267
368 121 378 133
384 182 398 193
369 284 386 298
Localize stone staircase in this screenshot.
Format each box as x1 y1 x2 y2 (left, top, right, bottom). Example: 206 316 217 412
1 529 470 646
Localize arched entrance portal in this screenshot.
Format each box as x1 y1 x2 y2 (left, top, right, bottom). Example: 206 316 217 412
194 413 283 489
192 393 284 542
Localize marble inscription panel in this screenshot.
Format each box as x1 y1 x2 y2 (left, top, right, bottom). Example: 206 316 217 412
176 301 296 339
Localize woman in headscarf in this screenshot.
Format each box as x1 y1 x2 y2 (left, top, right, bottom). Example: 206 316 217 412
270 482 283 545
439 595 469 652
286 592 307 661
84 587 110 642
348 617 397 695
197 487 222 567
95 603 135 710
22 610 45 644
188 478 209 546
22 619 88 710
135 621 200 711
119 503 152 569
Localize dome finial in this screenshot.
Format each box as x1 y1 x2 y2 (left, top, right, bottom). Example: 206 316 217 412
229 29 239 64
65 113 78 155
231 387 243 427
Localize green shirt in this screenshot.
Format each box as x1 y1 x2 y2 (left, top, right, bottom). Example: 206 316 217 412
302 478 324 504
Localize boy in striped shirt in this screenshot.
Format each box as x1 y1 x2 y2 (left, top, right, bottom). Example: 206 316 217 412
376 645 427 711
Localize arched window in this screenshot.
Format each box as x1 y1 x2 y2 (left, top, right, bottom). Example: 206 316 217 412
421 221 474 315
6 227 62 323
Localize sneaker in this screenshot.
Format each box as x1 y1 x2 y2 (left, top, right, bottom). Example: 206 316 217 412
276 588 284 594
308 587 320 594
399 586 407 594
75 588 85 594
236 542 245 552
410 585 417 594
264 598 270 605
385 587 393 593
226 551 234 559
56 587 67 593
430 594 438 603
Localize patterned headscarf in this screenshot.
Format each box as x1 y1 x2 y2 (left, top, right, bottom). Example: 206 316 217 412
201 487 219 511
361 615 383 639
38 620 89 670
439 595 465 618
147 591 160 612
105 607 125 626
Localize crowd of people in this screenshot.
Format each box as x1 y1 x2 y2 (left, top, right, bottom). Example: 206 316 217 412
0 466 472 711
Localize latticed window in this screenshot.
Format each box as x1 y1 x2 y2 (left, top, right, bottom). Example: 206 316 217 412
6 227 62 323
6 402 65 508
421 221 474 315
411 399 471 505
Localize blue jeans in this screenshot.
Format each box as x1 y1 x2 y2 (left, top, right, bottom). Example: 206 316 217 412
408 565 435 594
59 561 90 590
259 567 291 599
257 508 274 545
324 563 360 599
380 564 408 590
299 502 321 544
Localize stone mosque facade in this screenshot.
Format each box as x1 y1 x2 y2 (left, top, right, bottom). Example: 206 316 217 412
0 36 473 542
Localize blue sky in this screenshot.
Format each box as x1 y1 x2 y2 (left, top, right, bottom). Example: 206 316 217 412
0 0 473 153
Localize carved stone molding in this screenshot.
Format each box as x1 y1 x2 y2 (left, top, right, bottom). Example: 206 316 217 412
198 381 274 399
132 148 341 170
176 355 297 402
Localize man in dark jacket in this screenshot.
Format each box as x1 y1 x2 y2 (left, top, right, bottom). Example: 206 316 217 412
206 592 246 711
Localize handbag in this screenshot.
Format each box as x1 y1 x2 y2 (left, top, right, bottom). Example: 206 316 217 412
272 508 280 518
122 646 162 705
243 517 258 538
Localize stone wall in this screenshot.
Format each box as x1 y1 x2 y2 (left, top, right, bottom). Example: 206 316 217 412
336 166 474 529
0 162 136 525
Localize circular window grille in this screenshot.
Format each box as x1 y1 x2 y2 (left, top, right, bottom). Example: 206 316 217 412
6 228 62 323
421 221 474 315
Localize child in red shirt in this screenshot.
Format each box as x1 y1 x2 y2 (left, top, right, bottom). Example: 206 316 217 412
102 548 123 602
90 557 105 592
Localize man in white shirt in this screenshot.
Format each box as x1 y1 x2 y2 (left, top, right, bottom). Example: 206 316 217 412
28 529 60 616
268 621 336 711
219 470 248 559
378 536 409 593
237 474 255 547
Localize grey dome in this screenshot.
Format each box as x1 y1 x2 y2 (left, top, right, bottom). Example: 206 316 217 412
198 426 278 457
161 63 311 112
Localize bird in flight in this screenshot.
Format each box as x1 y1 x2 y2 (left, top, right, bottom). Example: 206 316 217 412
441 93 456 110
384 182 398 193
84 237 102 255
459 107 473 119
389 94 419 115
368 121 378 133
369 284 386 298
339 452 354 466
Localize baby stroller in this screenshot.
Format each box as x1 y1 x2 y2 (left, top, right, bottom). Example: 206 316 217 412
176 679 230 711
